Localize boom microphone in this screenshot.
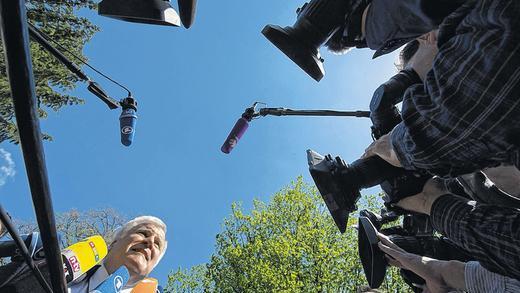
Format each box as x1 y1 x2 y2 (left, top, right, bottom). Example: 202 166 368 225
119 96 138 146
221 106 255 154
62 235 108 283
221 118 250 154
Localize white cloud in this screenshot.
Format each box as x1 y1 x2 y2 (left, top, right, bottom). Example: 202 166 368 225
0 148 15 186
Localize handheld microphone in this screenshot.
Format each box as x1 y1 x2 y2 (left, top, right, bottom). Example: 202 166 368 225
131 278 158 292
119 96 138 146
221 106 255 154
91 265 130 293
62 235 108 283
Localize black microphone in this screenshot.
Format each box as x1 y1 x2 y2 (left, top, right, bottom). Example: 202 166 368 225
119 97 138 146
178 0 197 28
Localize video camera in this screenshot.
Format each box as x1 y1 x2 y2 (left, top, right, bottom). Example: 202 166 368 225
308 67 431 232
358 209 472 291
262 0 370 81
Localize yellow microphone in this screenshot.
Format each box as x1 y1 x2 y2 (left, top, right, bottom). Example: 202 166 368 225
131 278 159 293
62 235 108 283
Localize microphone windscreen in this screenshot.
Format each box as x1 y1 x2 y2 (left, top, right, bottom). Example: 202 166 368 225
221 117 249 154
62 235 108 283
178 0 197 28
131 278 158 293
91 265 130 293
120 108 138 146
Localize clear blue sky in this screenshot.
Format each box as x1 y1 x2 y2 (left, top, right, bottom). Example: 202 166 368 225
0 0 400 285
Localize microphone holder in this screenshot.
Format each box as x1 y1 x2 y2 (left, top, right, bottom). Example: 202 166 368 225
27 23 121 110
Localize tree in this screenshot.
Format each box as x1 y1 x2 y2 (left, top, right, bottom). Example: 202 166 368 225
167 178 410 292
16 207 127 247
0 0 99 143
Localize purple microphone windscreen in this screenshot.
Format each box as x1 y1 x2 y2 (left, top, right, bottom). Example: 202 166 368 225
221 117 249 154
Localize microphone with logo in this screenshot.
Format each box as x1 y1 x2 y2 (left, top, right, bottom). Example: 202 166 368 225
61 235 108 283
119 96 138 146
91 265 130 293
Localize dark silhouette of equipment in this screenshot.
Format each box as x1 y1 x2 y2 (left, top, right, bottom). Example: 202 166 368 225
99 0 197 28
262 0 369 81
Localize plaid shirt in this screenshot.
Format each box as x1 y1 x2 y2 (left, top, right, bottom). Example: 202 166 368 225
368 0 520 176
431 195 520 280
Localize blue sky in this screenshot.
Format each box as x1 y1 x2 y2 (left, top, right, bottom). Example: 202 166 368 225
0 0 401 285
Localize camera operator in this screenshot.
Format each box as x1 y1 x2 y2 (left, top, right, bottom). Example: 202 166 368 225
391 32 520 206
392 178 520 281
377 232 520 293
353 0 520 177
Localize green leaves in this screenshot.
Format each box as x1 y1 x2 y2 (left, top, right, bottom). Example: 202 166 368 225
167 178 412 292
0 0 98 143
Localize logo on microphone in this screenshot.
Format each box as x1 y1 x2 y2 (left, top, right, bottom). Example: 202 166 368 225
114 275 124 292
121 126 134 134
69 255 80 272
89 241 100 262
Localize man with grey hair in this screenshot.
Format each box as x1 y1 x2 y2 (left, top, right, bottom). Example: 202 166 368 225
68 215 168 293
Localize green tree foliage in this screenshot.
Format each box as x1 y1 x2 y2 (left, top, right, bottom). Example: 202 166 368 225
0 0 99 143
16 207 127 247
167 178 411 292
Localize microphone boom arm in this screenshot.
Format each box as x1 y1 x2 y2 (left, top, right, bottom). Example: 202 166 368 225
27 23 120 110
256 108 370 118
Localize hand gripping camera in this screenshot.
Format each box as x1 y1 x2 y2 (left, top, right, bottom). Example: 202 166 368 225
358 209 472 290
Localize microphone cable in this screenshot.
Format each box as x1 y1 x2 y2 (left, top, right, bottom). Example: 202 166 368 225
27 22 132 98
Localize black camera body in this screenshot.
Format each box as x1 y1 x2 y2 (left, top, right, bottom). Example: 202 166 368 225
369 68 421 139
308 150 420 232
262 0 370 81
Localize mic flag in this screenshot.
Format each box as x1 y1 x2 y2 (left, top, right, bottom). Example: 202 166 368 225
120 107 138 146
62 235 108 283
221 117 249 154
131 278 158 292
91 265 130 293
157 285 164 293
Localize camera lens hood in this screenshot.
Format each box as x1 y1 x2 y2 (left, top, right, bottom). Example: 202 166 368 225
358 216 387 289
307 149 360 233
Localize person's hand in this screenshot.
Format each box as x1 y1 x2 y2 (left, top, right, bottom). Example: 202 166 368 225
362 133 402 167
394 177 446 215
377 233 454 293
406 30 439 81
